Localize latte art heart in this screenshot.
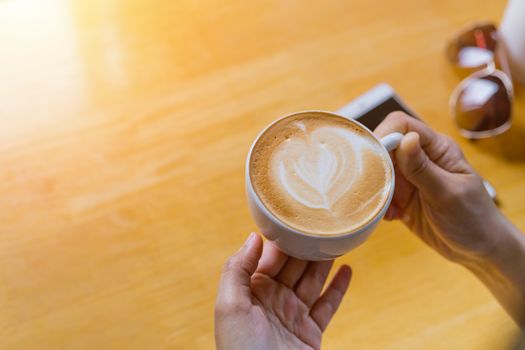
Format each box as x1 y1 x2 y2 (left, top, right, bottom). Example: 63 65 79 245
275 125 368 211
249 113 392 235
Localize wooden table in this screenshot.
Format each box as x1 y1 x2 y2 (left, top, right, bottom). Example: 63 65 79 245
1 0 524 349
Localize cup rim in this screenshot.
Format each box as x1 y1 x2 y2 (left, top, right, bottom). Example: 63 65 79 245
245 110 396 239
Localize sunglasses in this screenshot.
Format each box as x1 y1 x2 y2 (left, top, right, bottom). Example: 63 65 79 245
447 22 514 139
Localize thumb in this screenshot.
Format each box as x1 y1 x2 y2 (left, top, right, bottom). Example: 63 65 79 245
217 233 263 306
395 132 448 196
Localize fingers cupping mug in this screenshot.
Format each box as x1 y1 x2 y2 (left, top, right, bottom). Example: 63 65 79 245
246 110 403 260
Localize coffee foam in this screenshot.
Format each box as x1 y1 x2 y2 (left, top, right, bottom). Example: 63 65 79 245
250 112 392 235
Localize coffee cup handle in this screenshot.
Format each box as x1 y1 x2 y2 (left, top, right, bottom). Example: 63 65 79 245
380 132 404 152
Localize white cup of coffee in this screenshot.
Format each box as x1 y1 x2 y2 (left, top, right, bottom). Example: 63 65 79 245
246 110 403 261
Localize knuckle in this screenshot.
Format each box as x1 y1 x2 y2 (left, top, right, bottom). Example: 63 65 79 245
214 300 231 317
446 137 462 154
222 255 238 274
435 134 471 170
439 134 453 147
453 144 467 160
215 295 247 316
410 154 430 178
442 135 464 156
446 135 456 146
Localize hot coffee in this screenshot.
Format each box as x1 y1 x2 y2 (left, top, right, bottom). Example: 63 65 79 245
249 112 392 236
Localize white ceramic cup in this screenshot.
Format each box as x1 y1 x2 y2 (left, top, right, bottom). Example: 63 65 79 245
246 110 403 261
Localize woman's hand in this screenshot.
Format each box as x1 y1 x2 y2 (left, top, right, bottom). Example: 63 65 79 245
374 112 503 263
215 233 351 350
375 112 525 326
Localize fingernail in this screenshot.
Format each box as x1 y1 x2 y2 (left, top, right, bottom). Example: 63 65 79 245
245 232 256 246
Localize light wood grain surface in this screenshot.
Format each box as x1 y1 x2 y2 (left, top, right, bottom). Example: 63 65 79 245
1 0 524 349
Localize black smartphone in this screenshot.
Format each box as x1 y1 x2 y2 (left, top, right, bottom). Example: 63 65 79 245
336 83 420 131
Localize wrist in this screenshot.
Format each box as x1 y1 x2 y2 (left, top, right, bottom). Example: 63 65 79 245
466 213 524 267
459 214 525 326
448 206 515 266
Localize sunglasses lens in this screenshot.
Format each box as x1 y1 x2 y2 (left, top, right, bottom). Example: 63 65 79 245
447 23 498 73
453 74 512 138
456 46 493 68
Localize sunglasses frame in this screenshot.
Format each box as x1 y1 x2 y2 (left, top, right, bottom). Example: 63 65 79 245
447 22 514 139
449 66 513 139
